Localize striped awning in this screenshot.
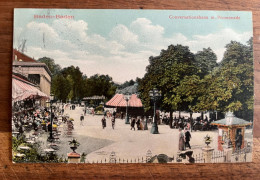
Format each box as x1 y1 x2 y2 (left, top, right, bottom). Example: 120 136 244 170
105 94 142 107
12 76 49 102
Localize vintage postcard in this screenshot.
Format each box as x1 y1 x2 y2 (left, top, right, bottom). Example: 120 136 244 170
12 9 253 163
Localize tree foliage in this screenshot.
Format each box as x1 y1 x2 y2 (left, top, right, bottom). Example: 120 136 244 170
39 59 117 103
37 57 61 75
84 74 117 100
138 38 253 121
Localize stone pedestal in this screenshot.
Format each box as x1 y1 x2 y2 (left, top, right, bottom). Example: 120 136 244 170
67 152 80 163
223 145 233 162
202 146 214 163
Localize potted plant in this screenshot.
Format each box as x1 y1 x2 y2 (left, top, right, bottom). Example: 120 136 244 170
204 134 212 147
68 138 80 153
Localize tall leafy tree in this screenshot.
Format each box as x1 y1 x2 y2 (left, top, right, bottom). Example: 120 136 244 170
219 39 253 120
85 74 117 100
195 47 218 77
37 57 61 75
60 66 85 101
195 38 253 121
138 44 199 126
51 74 71 102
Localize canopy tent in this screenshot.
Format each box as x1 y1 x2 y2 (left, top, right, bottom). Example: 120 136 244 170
12 75 49 102
105 94 142 107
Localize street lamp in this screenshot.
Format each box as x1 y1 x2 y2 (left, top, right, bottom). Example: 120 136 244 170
47 94 54 142
149 88 161 134
124 94 131 124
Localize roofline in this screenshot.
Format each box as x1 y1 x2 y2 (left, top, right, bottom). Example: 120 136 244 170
13 63 52 77
13 49 37 62
211 123 252 127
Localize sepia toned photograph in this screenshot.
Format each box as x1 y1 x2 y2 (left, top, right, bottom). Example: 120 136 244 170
12 9 253 163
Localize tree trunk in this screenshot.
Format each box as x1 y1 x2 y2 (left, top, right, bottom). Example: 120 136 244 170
170 109 173 128
179 111 181 119
201 112 204 120
190 112 193 132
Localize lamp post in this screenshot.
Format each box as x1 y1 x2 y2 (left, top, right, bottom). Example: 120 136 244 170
149 88 161 134
47 94 54 142
124 94 131 124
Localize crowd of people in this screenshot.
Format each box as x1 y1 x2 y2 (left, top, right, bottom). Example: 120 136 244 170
12 101 75 141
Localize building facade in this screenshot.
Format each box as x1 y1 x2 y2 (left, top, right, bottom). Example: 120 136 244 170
12 49 51 102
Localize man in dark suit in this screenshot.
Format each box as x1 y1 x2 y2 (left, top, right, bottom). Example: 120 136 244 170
236 131 243 150
185 128 191 149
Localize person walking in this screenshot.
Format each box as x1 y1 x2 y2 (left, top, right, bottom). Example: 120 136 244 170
101 116 106 129
84 108 86 116
80 114 84 126
130 118 136 130
178 128 185 151
92 109 95 116
136 118 141 130
111 116 115 129
113 111 116 118
185 128 191 149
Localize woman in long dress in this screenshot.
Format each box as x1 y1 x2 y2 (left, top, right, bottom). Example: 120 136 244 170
179 128 185 151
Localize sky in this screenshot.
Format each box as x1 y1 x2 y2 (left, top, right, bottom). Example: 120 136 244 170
14 9 253 83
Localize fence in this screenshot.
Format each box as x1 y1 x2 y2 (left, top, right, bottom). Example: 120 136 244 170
83 147 252 164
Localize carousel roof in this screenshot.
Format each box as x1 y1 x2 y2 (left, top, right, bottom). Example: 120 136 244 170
211 112 252 126
105 93 142 108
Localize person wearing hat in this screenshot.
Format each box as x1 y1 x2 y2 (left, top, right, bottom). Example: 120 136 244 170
111 116 115 129
130 117 136 131
101 116 106 129
179 128 185 151
185 128 191 149
80 114 84 126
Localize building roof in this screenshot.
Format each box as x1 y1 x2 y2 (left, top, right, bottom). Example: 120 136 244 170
83 95 105 100
105 93 143 107
13 49 37 62
13 61 52 76
211 112 252 126
116 83 138 94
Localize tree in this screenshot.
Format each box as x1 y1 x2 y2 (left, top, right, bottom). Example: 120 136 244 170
61 66 84 101
138 44 199 126
37 57 61 75
85 74 117 100
195 38 253 121
51 74 71 103
176 75 202 118
195 47 218 77
219 39 253 120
